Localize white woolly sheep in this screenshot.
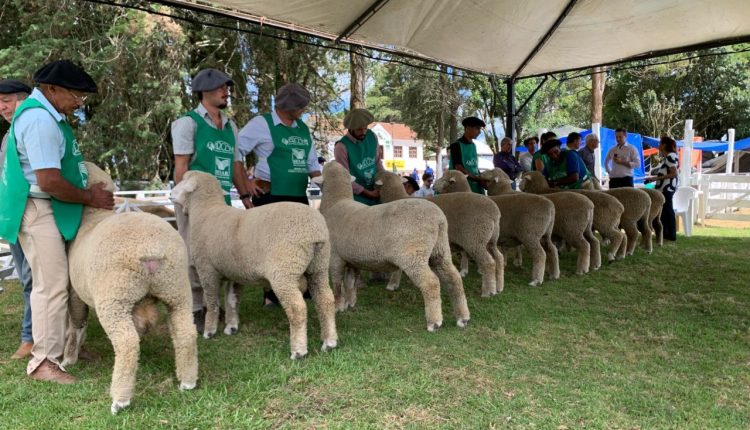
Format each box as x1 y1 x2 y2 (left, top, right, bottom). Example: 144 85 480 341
63 162 198 415
516 171 600 273
434 170 559 286
315 161 470 331
601 188 652 256
375 170 504 297
517 170 626 262
170 171 338 359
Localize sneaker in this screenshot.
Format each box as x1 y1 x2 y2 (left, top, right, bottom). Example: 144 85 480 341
11 342 33 360
29 359 77 384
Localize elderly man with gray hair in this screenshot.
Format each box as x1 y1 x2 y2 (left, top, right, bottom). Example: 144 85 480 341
238 83 322 306
579 134 599 180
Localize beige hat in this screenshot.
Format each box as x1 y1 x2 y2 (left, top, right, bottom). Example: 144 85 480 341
343 108 375 129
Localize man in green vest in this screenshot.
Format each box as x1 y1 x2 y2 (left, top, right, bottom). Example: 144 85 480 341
238 83 322 306
334 108 383 205
0 79 35 361
0 60 114 384
540 138 591 189
449 116 489 194
171 68 253 333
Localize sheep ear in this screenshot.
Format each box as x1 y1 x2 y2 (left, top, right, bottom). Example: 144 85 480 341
449 178 456 184
400 177 408 184
374 179 383 186
311 176 324 185
350 175 356 183
493 177 500 183
180 176 198 193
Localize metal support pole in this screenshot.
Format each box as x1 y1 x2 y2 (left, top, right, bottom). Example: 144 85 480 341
592 123 602 182
506 79 515 141
681 119 694 186
726 128 735 174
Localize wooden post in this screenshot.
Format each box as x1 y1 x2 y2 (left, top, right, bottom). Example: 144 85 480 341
726 128 735 174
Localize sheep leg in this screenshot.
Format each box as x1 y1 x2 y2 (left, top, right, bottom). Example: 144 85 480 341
273 276 309 359
513 245 523 267
459 251 469 277
622 222 640 256
96 302 140 415
330 254 347 313
223 282 241 336
469 247 497 297
542 234 560 281
524 241 547 286
165 298 198 391
401 264 443 331
616 231 628 260
306 270 338 353
652 214 664 247
603 229 624 262
492 246 505 294
386 270 402 291
62 289 89 368
430 257 470 328
638 215 653 254
197 269 222 339
570 236 591 275
585 228 601 270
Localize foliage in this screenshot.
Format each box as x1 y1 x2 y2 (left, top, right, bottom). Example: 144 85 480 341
1 226 749 428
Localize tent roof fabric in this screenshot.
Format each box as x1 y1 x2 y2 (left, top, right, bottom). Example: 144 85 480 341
156 0 750 77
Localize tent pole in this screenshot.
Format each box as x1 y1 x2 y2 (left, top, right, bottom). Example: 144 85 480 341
726 128 735 174
506 79 515 141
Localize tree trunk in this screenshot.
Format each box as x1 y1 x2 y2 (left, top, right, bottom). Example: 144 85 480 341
436 110 445 178
591 66 605 124
349 46 366 109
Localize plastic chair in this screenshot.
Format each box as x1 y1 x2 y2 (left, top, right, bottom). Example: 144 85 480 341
674 186 698 237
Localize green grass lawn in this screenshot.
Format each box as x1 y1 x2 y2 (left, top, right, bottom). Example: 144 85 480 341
1 226 749 429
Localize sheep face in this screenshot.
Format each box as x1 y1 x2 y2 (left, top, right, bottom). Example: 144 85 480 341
480 169 513 195
169 173 199 213
519 171 548 193
433 171 469 194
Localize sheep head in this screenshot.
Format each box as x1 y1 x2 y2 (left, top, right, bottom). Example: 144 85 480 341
433 170 470 194
480 168 513 195
83 161 115 193
519 171 549 193
170 171 225 214
373 170 407 203
315 161 356 210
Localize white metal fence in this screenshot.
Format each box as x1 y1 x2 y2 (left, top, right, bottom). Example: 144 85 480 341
698 173 750 223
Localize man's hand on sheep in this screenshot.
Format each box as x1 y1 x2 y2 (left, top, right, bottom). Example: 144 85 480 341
246 178 265 197
87 183 115 210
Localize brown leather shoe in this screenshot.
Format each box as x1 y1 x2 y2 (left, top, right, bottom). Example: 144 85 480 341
29 359 77 384
11 342 33 360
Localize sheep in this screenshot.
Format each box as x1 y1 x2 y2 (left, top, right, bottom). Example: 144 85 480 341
641 188 666 250
374 170 504 297
315 161 470 331
62 162 198 415
170 170 338 359
434 170 559 286
600 188 652 256
512 171 600 273
516 170 626 262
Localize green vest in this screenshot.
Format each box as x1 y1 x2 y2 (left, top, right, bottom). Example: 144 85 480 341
547 149 587 189
532 151 550 172
0 98 87 244
263 114 313 197
339 130 379 206
449 138 483 194
185 111 235 205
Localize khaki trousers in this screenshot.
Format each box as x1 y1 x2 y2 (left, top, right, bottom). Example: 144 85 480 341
174 204 204 312
17 198 69 374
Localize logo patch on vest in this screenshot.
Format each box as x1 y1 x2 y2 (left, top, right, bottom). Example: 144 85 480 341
206 140 233 154
282 136 309 147
357 157 375 171
291 148 306 167
72 139 82 156
78 162 89 187
215 157 231 178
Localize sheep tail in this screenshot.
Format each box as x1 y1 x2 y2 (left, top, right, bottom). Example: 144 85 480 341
132 296 159 337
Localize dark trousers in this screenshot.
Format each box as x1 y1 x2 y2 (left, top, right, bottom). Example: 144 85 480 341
609 176 634 188
659 190 677 241
252 193 311 304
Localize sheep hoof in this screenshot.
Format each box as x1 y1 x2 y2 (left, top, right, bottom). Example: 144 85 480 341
426 322 443 332
180 381 196 391
111 399 131 415
223 326 238 336
456 318 470 328
528 280 542 287
321 339 338 352
385 284 400 292
203 330 216 339
459 269 468 277
290 351 308 360
481 292 493 298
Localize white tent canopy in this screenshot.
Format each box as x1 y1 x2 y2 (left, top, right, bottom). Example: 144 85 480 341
156 0 750 77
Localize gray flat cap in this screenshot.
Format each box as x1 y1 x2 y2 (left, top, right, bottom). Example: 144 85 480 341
343 108 374 129
0 79 32 95
191 68 234 92
276 83 310 111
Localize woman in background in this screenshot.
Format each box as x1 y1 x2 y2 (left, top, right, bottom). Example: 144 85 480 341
645 136 679 241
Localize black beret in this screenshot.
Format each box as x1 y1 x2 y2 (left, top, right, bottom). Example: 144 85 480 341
33 60 97 93
403 176 420 191
191 68 234 92
540 138 562 155
0 79 31 95
461 116 485 128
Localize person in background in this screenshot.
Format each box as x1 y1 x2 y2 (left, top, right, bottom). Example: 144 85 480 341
424 164 434 177
410 167 419 185
540 138 591 189
566 132 582 151
334 108 383 205
0 79 34 360
449 116 488 194
533 131 556 172
604 127 639 188
492 136 523 189
412 172 434 197
645 136 679 241
317 156 326 166
519 136 537 172
579 134 599 177
403 176 420 196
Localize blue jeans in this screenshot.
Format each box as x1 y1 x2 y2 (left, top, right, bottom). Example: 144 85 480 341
8 241 33 343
